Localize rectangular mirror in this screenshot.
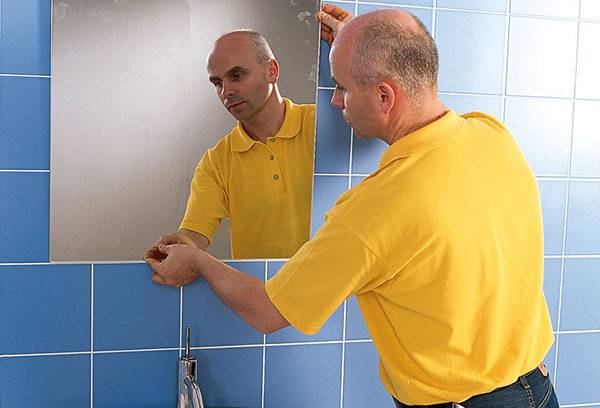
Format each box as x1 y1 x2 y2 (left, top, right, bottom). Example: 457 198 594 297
51 0 320 261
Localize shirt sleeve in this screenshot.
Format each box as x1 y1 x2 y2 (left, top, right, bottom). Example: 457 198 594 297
179 151 229 242
265 213 389 335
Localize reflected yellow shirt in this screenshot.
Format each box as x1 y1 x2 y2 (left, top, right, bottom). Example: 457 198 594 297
180 98 315 258
266 110 554 405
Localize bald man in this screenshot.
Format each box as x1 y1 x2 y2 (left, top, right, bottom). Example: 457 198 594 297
144 31 315 260
147 7 559 408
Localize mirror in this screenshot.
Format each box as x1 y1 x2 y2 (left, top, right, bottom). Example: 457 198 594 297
51 0 320 261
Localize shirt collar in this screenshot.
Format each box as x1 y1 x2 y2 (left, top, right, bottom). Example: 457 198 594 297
378 109 465 169
230 98 302 152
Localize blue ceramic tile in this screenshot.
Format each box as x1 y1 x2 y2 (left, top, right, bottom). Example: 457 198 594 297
439 94 503 120
436 11 506 94
507 17 577 98
511 0 579 18
94 263 179 350
352 136 389 175
544 339 557 380
311 175 349 236
0 77 50 169
538 181 567 256
576 23 600 100
0 172 49 262
351 175 366 188
0 0 51 75
183 261 265 346
566 182 600 255
357 5 433 33
315 89 352 174
0 354 89 408
580 0 600 20
556 333 600 404
266 261 344 343
360 0 433 7
560 259 600 331
265 344 342 408
94 350 178 408
504 97 572 176
543 259 561 330
0 264 90 354
346 296 371 340
571 100 600 177
318 2 356 88
344 342 395 408
436 0 507 12
196 347 262 407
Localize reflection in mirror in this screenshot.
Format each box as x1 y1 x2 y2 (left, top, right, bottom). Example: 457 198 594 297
51 0 320 261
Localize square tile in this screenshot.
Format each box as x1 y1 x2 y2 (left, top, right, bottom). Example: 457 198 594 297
580 0 600 20
556 333 600 404
0 264 90 354
311 175 349 236
0 172 49 262
511 0 579 18
265 344 342 408
436 0 507 12
507 17 577 98
0 354 90 408
504 97 572 176
0 0 51 75
559 259 600 331
0 77 50 169
93 263 179 350
360 0 433 7
346 296 371 340
543 259 561 330
538 181 567 256
576 23 600 100
566 182 600 255
266 261 344 343
571 100 600 177
93 350 178 407
344 342 396 408
352 136 389 175
436 10 506 94
544 338 557 380
357 5 433 33
440 94 503 120
351 175 366 187
196 347 262 407
183 261 265 346
315 89 352 174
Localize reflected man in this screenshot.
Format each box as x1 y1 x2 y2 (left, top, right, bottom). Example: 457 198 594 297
145 30 315 259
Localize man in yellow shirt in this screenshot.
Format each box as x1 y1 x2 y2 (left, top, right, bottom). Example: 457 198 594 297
146 7 559 408
144 30 315 259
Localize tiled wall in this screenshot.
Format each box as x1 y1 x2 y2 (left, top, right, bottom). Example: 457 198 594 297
1 1 599 407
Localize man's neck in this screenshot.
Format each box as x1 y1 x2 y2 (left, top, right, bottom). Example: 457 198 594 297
385 95 447 145
241 91 285 144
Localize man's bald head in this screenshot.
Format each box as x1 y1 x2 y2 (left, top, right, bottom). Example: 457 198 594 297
211 30 275 65
334 9 439 105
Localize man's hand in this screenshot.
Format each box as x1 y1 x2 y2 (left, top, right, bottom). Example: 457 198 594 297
144 230 205 262
316 4 353 45
146 243 203 287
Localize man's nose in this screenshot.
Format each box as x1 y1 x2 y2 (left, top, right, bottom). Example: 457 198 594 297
330 88 344 109
221 83 235 99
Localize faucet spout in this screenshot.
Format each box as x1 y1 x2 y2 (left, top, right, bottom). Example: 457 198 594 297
177 327 205 408
183 375 204 408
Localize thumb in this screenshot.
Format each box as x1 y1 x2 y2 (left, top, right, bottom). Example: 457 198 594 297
317 11 338 26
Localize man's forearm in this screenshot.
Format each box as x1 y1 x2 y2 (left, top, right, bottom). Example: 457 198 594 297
193 253 289 334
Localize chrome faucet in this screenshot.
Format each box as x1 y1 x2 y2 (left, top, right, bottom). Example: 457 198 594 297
177 327 205 408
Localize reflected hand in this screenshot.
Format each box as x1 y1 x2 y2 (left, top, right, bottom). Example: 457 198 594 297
316 4 353 45
144 232 196 262
146 243 203 287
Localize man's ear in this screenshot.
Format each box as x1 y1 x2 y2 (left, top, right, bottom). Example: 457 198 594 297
267 59 280 83
377 81 396 114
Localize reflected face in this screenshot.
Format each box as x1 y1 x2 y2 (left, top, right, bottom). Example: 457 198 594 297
207 37 274 121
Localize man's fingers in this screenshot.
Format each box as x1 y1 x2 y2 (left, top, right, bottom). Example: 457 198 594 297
152 272 168 286
321 4 352 21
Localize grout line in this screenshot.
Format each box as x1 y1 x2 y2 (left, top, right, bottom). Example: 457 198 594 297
339 299 348 408
261 262 268 408
562 404 600 408
179 287 184 358
92 347 181 355
0 351 91 359
90 264 94 408
0 73 51 78
431 0 437 39
559 329 600 335
501 0 512 122
0 169 50 173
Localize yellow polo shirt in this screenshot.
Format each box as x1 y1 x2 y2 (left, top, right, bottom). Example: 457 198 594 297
180 98 315 259
266 110 554 404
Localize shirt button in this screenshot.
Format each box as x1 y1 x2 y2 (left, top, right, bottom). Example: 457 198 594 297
270 138 276 143
269 154 274 160
273 175 279 180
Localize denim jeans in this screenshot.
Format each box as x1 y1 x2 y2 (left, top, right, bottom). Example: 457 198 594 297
393 366 559 408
